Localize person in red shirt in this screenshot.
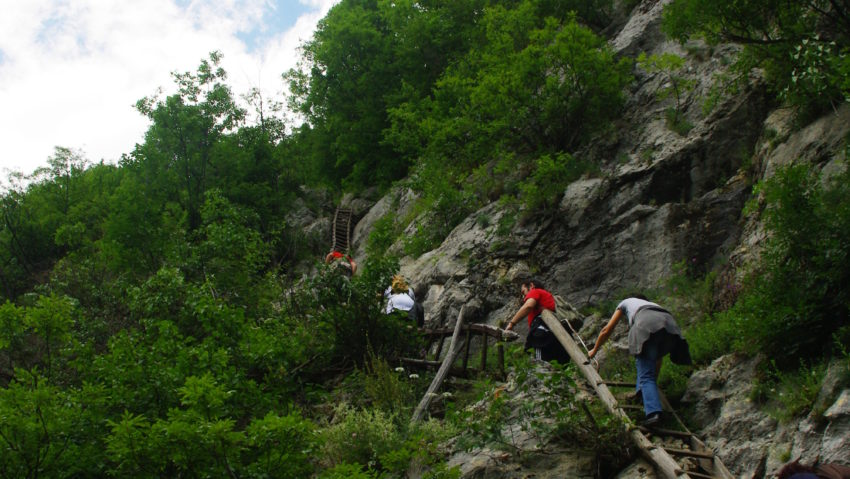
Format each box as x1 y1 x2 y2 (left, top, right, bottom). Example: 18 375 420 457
324 250 357 275
505 279 568 363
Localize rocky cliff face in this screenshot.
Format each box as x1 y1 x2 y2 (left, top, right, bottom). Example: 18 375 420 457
322 0 850 476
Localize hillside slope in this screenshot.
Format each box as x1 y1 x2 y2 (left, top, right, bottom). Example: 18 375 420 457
336 0 850 476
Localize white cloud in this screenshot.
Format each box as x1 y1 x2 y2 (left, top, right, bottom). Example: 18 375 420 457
0 0 339 176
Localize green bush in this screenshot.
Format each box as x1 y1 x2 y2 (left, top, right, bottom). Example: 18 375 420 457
750 361 827 422
0 370 88 477
682 312 739 364
678 160 850 368
366 212 400 257
520 153 592 211
731 161 850 365
320 403 403 469
285 256 412 368
362 355 418 415
242 411 317 479
319 463 379 479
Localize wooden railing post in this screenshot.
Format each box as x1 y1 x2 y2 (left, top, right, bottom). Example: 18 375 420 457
462 329 472 372
479 333 488 372
411 307 466 424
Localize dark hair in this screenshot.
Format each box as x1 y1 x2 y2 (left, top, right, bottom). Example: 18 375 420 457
521 278 544 290
775 460 816 479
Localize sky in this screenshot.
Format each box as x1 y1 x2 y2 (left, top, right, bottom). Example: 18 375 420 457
0 0 339 177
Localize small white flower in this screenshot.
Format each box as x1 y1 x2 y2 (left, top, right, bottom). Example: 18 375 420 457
442 392 453 398
395 367 405 373
409 373 419 379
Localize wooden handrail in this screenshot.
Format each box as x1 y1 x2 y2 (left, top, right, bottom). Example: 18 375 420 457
420 323 518 340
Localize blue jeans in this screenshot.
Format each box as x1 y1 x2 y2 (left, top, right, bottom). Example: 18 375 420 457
635 334 664 417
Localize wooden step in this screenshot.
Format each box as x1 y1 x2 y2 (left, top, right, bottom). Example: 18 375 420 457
639 426 693 440
662 447 716 460
600 380 637 388
619 404 644 410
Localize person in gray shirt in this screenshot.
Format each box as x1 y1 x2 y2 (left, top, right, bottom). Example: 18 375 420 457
588 295 691 426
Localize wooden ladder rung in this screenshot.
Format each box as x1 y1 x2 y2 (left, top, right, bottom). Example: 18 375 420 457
619 404 643 410
639 426 693 440
662 447 716 460
600 381 637 388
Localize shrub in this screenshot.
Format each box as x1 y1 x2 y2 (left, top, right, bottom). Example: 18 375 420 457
362 355 417 415
750 361 827 422
320 403 402 469
243 411 317 479
285 256 414 368
730 161 850 365
0 370 87 477
520 153 592 211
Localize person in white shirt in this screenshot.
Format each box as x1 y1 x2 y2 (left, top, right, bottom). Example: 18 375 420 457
384 275 415 314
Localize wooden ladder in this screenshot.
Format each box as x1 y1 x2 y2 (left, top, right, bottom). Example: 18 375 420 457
540 310 733 479
332 206 352 253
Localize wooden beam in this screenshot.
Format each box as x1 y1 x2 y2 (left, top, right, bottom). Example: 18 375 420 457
639 427 694 440
422 324 520 341
663 448 717 460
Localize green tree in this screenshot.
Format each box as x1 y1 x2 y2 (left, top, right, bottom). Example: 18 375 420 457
0 371 83 478
287 0 487 189
662 0 850 109
637 52 696 134
133 51 245 230
0 301 25 374
701 160 850 366
24 295 77 379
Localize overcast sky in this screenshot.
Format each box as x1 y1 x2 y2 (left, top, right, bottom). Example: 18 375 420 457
0 0 339 177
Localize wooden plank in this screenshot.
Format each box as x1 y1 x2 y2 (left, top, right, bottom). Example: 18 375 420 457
639 427 694 440
620 404 644 410
539 310 689 479
423 324 520 340
658 391 733 479
663 448 717 460
687 435 734 479
399 358 442 368
411 306 466 424
434 332 444 360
